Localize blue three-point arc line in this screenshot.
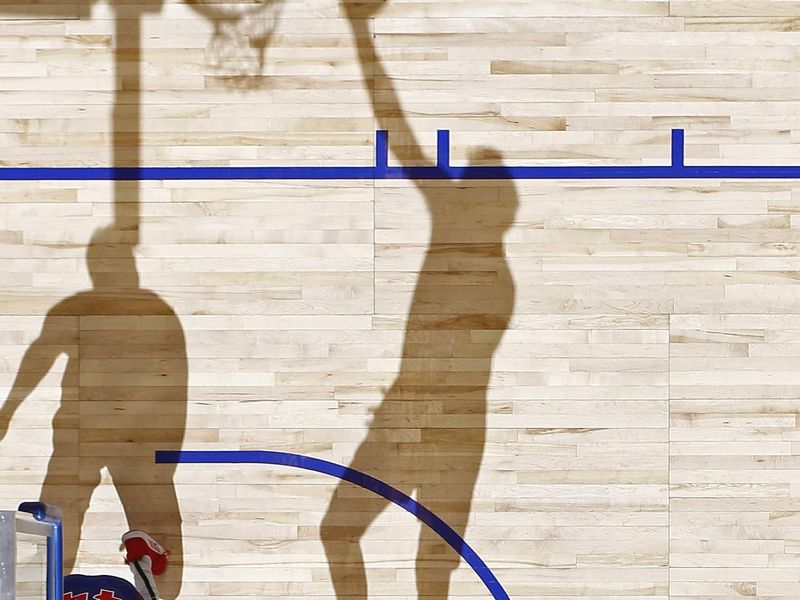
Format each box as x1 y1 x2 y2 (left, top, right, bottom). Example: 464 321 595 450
155 450 510 600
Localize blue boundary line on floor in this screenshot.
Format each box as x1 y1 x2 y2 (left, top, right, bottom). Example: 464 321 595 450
4 129 800 181
155 450 510 600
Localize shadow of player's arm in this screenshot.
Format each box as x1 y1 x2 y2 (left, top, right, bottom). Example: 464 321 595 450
0 313 66 442
344 1 432 186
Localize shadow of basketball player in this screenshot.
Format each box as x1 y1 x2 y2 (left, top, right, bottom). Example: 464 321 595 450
321 4 518 598
0 227 186 600
0 3 184 595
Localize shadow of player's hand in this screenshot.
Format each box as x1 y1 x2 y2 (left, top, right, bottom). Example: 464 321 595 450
341 0 387 18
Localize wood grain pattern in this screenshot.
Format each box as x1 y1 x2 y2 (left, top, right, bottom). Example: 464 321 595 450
1 1 800 599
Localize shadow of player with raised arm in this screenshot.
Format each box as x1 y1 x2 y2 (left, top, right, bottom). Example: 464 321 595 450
0 227 186 600
320 3 518 599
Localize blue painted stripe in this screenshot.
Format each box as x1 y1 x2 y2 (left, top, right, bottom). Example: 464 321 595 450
155 450 510 600
0 166 377 181
437 129 450 169
375 129 389 175
672 129 685 168
8 163 800 181
2 129 799 181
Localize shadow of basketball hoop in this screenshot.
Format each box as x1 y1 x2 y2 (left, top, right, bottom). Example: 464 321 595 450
186 0 286 90
0 0 89 18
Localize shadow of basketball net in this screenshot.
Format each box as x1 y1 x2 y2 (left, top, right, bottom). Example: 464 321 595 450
187 0 286 89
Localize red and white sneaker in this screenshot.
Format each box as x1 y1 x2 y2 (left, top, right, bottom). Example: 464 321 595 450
121 530 169 575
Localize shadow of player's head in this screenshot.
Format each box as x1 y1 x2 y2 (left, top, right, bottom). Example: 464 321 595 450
86 227 140 289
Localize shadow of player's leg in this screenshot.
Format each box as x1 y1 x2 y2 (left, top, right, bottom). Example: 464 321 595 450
415 453 483 600
114 464 183 600
40 435 100 572
320 429 408 600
